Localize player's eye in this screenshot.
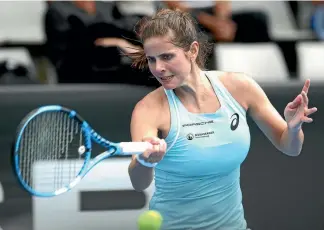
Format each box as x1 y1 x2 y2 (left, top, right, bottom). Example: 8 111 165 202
161 54 174 61
147 57 155 63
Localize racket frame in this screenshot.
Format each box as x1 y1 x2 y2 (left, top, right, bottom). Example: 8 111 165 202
12 105 149 197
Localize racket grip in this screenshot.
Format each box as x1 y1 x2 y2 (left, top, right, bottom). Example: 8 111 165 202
119 142 153 155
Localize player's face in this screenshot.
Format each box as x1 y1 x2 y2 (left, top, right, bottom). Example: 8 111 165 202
144 35 193 90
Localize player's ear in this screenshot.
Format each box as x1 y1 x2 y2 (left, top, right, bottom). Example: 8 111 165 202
187 41 199 62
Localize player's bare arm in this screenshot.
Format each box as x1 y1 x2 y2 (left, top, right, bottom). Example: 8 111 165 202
128 89 167 191
237 74 317 156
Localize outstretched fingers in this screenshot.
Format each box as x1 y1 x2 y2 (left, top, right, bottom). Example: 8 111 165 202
301 79 310 94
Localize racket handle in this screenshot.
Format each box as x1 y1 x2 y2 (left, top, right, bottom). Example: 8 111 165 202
119 142 153 155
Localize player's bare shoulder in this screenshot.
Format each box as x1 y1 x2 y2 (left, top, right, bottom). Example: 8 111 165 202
218 71 250 88
133 87 167 113
209 70 251 110
131 87 169 126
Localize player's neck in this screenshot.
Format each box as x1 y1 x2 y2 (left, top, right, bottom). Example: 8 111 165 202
176 68 214 104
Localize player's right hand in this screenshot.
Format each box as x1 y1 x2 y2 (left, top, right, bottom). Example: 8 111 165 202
139 136 167 164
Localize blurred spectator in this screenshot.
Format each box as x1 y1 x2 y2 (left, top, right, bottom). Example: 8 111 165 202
310 0 324 40
0 59 34 84
158 1 271 43
45 0 157 86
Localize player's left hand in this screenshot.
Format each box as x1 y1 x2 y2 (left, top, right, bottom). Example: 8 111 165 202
284 79 318 131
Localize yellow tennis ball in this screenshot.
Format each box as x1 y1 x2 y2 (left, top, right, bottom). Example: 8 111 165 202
137 210 163 230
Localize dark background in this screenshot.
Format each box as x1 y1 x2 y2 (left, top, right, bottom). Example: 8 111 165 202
0 83 322 230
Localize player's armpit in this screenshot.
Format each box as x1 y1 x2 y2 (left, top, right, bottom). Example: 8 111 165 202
243 74 288 152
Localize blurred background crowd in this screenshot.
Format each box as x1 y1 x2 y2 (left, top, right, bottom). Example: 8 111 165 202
0 0 324 87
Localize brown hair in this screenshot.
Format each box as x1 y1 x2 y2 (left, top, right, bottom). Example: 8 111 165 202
129 8 213 70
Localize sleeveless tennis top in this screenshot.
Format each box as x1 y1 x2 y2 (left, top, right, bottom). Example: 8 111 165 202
149 71 251 230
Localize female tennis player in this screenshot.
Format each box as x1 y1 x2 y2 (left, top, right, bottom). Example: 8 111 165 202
128 9 317 230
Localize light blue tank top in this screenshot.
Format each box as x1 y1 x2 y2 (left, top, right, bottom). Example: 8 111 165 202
149 71 251 230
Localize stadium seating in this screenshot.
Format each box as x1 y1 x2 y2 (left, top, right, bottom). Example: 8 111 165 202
0 1 322 86
296 41 324 81
214 43 290 82
231 1 314 40
0 1 46 44
0 48 38 84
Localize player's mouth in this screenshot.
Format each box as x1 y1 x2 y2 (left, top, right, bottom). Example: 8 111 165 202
160 75 174 82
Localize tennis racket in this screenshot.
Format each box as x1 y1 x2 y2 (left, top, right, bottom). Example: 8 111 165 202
12 105 152 197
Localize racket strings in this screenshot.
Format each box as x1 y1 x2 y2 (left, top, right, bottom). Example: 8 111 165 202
17 111 86 193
